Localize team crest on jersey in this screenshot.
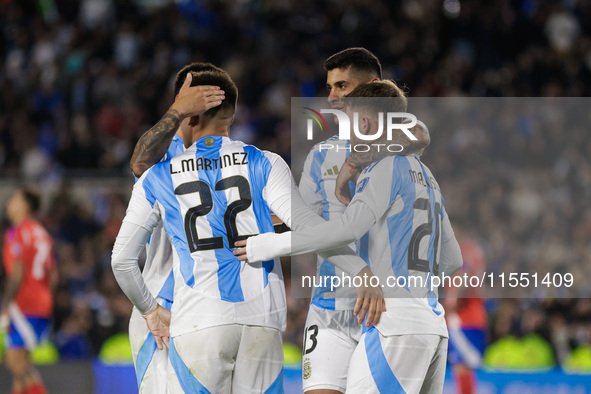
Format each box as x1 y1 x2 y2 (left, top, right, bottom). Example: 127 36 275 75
356 177 370 193
303 359 312 380
204 138 215 147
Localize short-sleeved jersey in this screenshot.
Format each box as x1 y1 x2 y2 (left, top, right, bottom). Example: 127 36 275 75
141 135 185 302
350 155 449 337
126 136 286 337
3 218 55 318
299 135 357 310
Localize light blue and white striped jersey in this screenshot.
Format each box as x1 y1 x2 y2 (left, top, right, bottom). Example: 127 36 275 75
351 155 449 337
127 136 287 337
141 135 185 303
299 135 357 310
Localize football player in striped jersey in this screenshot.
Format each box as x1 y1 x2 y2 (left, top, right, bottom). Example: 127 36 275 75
112 66 381 392
236 81 463 393
126 62 225 394
298 48 430 394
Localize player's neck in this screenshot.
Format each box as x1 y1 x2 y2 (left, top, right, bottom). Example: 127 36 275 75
191 127 230 144
11 213 31 226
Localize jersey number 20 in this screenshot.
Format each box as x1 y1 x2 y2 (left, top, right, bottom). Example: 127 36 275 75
408 198 441 275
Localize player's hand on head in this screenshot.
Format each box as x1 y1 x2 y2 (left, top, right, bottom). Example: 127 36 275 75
399 120 430 156
335 160 360 206
143 305 171 350
353 266 386 327
412 121 430 150
172 73 226 118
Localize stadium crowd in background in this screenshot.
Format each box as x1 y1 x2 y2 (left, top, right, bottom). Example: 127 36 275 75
1 0 591 372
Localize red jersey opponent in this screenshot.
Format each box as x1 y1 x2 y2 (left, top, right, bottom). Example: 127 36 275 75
1 188 57 394
444 234 487 394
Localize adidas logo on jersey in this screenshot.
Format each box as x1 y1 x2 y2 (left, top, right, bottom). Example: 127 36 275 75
323 165 340 177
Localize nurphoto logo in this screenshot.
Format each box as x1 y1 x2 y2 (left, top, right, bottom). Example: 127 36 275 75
303 107 418 153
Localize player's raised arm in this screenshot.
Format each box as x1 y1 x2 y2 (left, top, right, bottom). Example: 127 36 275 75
236 197 377 263
335 120 431 206
130 72 225 177
247 152 385 325
235 157 393 261
257 151 370 276
235 192 385 325
235 153 396 264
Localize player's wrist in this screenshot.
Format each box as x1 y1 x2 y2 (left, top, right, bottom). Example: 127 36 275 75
344 158 358 173
169 103 186 120
141 300 159 318
354 265 372 279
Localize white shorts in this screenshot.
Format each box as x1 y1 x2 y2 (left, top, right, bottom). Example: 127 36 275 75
129 297 171 394
347 327 448 394
302 304 363 393
167 324 284 394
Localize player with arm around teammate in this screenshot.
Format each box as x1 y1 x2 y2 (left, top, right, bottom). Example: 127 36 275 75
299 48 430 394
236 82 463 393
112 67 383 393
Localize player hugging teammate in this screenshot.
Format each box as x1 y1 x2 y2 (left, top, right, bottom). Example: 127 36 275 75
112 48 463 394
236 51 464 393
113 60 381 393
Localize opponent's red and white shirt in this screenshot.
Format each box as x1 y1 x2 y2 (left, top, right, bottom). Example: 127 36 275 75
449 239 487 329
3 218 55 318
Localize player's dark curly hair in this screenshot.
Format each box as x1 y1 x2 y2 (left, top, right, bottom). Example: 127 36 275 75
173 63 238 124
173 62 224 97
20 187 41 215
324 48 382 79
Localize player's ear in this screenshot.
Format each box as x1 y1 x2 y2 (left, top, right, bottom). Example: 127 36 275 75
362 116 371 135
